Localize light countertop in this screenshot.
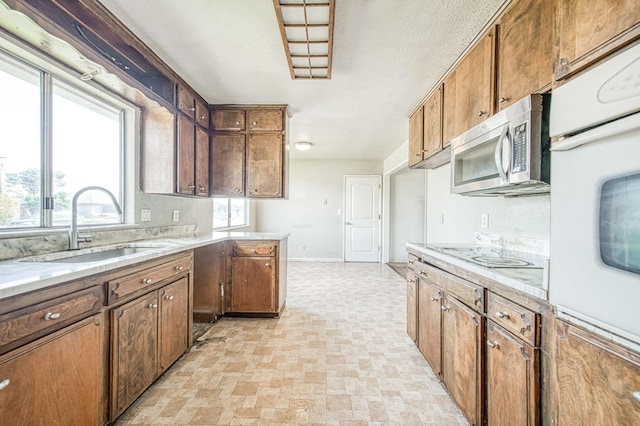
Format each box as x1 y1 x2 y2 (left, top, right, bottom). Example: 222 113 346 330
0 232 289 300
407 242 548 300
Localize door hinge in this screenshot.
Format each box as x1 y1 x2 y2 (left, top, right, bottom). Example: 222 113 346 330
378 214 381 220
43 197 55 210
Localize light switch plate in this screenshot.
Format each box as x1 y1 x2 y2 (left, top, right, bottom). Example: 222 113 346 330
172 210 180 222
141 209 151 222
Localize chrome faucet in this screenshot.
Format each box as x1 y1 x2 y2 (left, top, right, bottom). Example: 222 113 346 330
69 186 123 250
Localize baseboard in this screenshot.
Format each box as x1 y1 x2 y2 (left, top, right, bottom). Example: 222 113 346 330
288 257 344 262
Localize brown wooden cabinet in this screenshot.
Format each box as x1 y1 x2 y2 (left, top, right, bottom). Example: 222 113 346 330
441 294 484 426
0 315 105 426
159 277 189 373
193 242 227 322
408 106 424 168
417 278 442 379
555 0 640 80
406 269 418 343
556 319 640 424
496 0 555 110
176 113 196 195
409 86 446 169
228 240 287 316
210 105 289 199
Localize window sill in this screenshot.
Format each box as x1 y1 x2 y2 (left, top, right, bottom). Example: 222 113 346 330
0 223 138 240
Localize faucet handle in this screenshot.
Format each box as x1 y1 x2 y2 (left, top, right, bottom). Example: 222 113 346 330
78 228 92 243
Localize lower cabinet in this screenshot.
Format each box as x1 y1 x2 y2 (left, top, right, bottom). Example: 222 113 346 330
110 276 189 419
0 315 105 425
556 319 640 424
406 269 418 343
193 242 227 322
417 279 442 378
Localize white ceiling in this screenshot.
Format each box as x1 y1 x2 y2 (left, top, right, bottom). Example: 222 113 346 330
99 0 508 161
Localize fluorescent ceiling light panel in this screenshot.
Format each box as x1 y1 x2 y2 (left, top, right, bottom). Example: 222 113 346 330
273 0 335 80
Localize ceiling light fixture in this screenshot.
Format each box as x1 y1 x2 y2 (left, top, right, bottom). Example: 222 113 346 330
273 0 335 79
294 141 313 151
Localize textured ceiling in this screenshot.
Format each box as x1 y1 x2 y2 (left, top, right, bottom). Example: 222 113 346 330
98 0 508 160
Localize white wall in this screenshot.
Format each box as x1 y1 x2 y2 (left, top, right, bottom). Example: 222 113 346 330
389 167 426 261
426 163 550 243
254 159 382 260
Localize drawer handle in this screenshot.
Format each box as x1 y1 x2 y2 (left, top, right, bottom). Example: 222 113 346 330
495 311 510 319
143 278 153 284
0 379 9 390
148 303 158 309
44 312 61 321
430 296 440 302
165 295 174 301
487 340 500 349
441 305 450 312
499 97 509 104
633 391 640 403
175 266 184 271
477 110 487 117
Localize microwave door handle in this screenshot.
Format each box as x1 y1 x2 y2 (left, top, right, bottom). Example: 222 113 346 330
494 126 509 182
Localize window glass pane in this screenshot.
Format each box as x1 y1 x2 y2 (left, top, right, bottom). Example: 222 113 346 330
0 55 41 229
51 80 122 226
229 198 246 227
213 198 229 229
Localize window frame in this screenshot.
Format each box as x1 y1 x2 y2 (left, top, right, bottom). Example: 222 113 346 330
0 38 136 234
212 198 249 230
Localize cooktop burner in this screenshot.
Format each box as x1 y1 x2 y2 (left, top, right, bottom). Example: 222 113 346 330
429 244 546 269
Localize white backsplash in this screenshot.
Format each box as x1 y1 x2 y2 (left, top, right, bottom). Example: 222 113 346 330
474 232 550 256
0 224 197 261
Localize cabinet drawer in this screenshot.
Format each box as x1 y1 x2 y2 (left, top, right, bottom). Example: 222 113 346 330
212 109 245 131
107 256 192 304
487 292 539 346
247 109 282 132
415 262 485 312
407 252 419 270
233 242 277 257
0 286 103 353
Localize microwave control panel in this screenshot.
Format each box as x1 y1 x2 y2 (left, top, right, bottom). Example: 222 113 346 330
512 122 528 173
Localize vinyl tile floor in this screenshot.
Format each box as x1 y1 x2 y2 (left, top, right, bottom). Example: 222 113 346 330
115 262 467 425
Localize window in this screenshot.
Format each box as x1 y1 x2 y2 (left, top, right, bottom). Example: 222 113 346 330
213 198 248 230
0 49 126 230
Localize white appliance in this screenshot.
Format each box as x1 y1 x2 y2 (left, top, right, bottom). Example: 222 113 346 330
450 94 551 196
549 42 640 343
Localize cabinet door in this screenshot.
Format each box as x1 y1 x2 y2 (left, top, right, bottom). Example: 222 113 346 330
231 257 276 313
408 106 424 167
111 292 158 419
556 320 640 424
246 134 283 197
177 84 196 117
455 28 495 130
195 99 209 129
195 125 209 197
212 109 245 131
442 294 484 425
423 86 443 157
248 109 283 132
176 114 195 195
486 321 539 426
159 278 189 373
406 270 417 343
496 0 555 110
442 69 458 145
0 316 104 426
211 134 245 196
556 0 640 79
193 243 227 321
418 280 442 378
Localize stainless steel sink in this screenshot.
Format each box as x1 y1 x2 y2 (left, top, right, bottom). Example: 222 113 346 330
20 244 164 263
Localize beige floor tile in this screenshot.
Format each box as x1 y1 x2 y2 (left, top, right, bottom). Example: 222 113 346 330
115 262 467 425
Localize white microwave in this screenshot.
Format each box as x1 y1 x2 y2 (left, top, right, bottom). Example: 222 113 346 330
450 94 551 196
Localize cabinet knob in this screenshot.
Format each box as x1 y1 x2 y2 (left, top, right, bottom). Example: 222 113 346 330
430 296 440 302
633 391 640 403
43 312 61 321
0 379 9 390
189 106 196 112
253 189 258 193
235 121 240 126
477 110 487 117
487 340 500 349
252 249 257 254
498 97 509 104
495 311 510 319
265 262 271 267
199 186 205 192
252 121 257 126
148 303 158 309
234 188 240 193
143 278 153 284
175 266 184 271
164 295 174 301
441 305 450 312
415 153 421 156
199 115 206 120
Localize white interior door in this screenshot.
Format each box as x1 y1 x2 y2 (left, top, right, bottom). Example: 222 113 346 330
344 175 381 262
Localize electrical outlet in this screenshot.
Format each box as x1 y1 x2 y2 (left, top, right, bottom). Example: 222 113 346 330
141 209 151 222
481 213 489 229
172 210 180 222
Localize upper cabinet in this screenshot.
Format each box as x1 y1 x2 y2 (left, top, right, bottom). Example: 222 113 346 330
555 0 640 80
496 0 555 110
408 86 445 169
408 106 424 168
211 105 289 199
